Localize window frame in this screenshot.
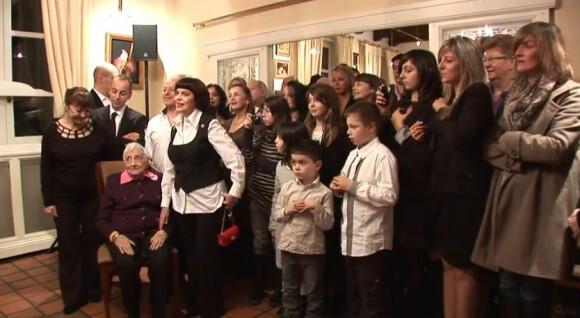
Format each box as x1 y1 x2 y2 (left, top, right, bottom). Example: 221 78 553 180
1 0 52 145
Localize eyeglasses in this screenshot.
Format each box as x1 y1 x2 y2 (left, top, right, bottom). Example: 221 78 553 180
483 56 511 63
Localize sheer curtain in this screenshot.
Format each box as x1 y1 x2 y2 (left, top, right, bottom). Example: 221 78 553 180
42 0 91 116
297 38 323 84
364 43 382 77
333 36 353 68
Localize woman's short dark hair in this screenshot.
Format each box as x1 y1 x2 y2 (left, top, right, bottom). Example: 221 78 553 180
399 49 442 102
64 87 93 109
286 80 308 121
229 83 255 114
175 77 210 112
277 121 310 166
263 95 291 129
207 83 232 120
344 101 382 128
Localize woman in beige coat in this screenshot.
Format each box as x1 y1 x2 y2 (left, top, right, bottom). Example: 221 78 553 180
471 22 580 318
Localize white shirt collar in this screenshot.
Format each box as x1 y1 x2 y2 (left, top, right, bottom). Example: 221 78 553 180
293 176 321 188
356 137 379 159
94 89 109 103
110 105 127 118
174 109 201 126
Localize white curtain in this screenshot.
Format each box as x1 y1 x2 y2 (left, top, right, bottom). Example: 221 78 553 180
384 49 399 84
41 0 91 116
364 43 382 77
333 36 353 68
297 38 323 84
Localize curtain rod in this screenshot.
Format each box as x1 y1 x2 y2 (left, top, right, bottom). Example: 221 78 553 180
339 34 398 53
193 0 314 29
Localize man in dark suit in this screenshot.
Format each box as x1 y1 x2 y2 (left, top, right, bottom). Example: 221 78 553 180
90 62 118 109
91 74 147 160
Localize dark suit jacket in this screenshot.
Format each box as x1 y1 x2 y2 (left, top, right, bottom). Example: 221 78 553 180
91 105 147 159
90 89 106 109
430 83 493 197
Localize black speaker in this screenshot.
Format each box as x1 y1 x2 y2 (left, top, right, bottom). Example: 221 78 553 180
132 25 158 61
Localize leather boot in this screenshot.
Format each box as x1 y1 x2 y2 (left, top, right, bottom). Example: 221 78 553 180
250 254 267 305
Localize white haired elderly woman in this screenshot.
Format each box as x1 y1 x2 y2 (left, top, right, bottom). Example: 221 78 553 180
95 142 171 318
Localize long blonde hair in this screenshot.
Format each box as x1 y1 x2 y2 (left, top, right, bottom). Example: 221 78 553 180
438 36 486 111
513 22 573 80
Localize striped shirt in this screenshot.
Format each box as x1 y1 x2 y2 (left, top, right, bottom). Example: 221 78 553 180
339 137 399 257
243 128 282 211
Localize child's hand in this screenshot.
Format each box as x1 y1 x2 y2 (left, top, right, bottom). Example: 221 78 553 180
286 200 302 215
331 175 353 192
300 199 320 213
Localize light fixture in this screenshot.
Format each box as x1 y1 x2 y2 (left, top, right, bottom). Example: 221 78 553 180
393 28 425 47
416 40 421 46
108 0 132 20
310 48 318 55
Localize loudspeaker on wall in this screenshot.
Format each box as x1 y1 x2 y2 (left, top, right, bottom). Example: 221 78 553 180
132 25 158 61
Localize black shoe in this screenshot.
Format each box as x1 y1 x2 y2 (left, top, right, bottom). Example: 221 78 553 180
269 290 282 307
275 306 285 318
250 287 265 305
63 300 88 315
88 293 101 303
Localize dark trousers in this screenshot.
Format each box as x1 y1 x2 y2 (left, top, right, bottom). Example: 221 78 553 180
107 233 172 318
53 197 101 308
498 269 553 316
176 209 224 318
324 207 346 315
345 250 390 318
282 251 325 318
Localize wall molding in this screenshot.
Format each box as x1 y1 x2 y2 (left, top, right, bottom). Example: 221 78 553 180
202 0 555 56
0 231 56 260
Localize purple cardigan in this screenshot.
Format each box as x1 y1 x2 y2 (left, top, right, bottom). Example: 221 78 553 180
95 171 168 240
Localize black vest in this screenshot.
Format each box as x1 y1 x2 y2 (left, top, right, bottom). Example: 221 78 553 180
168 113 223 193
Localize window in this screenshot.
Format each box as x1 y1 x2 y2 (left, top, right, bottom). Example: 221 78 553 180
2 0 53 139
321 42 331 78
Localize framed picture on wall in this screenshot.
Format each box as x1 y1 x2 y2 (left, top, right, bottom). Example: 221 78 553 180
105 33 143 89
275 43 290 57
275 60 290 78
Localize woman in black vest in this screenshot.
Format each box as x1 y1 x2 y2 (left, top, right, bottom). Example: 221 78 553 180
160 77 246 318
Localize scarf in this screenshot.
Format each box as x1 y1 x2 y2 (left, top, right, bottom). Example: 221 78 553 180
500 75 556 131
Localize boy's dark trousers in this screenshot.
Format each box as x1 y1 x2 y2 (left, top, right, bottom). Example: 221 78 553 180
345 249 390 318
281 251 325 318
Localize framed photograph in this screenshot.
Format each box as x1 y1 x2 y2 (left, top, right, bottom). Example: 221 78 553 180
275 60 290 78
275 43 290 57
105 33 143 90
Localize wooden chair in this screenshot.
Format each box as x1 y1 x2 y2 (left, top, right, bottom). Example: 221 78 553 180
95 161 182 318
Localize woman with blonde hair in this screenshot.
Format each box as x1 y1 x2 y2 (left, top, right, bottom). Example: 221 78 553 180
331 64 356 115
430 36 493 318
472 22 579 318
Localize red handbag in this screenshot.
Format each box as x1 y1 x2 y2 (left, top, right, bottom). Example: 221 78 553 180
218 210 239 247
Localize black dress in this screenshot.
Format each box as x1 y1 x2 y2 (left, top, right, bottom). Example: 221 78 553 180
430 83 493 268
40 120 113 309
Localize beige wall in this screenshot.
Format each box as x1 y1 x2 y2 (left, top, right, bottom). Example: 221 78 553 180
554 0 580 81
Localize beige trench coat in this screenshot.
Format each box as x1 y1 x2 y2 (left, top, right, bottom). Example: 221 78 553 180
472 80 580 280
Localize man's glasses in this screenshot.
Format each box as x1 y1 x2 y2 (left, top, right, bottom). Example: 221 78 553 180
483 56 511 63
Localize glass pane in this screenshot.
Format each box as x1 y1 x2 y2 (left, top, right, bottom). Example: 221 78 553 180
0 161 15 239
322 47 330 70
13 97 54 136
21 158 55 233
12 0 43 33
217 55 259 91
12 36 51 92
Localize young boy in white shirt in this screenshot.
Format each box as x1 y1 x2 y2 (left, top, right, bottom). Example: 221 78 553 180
274 140 334 318
330 101 399 318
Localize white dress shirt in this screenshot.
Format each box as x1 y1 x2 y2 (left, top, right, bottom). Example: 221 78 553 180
161 109 245 214
109 105 126 137
340 137 399 257
94 89 111 107
145 108 172 172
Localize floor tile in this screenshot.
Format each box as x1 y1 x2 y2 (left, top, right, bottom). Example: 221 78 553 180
0 263 16 270
33 272 58 284
79 301 104 316
0 292 23 306
1 273 28 284
0 267 21 277
226 305 264 318
48 311 87 318
25 267 52 278
16 285 48 299
37 299 62 316
7 307 44 318
27 292 59 307
9 279 37 291
0 299 32 315
42 280 59 291
0 284 13 295
33 253 56 262
12 260 43 271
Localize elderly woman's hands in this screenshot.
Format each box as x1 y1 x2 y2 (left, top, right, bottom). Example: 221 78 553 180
150 230 168 250
115 234 136 255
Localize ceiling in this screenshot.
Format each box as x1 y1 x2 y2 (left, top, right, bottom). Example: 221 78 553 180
373 25 429 46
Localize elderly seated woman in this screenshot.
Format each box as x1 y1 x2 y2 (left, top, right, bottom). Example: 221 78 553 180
95 142 171 318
